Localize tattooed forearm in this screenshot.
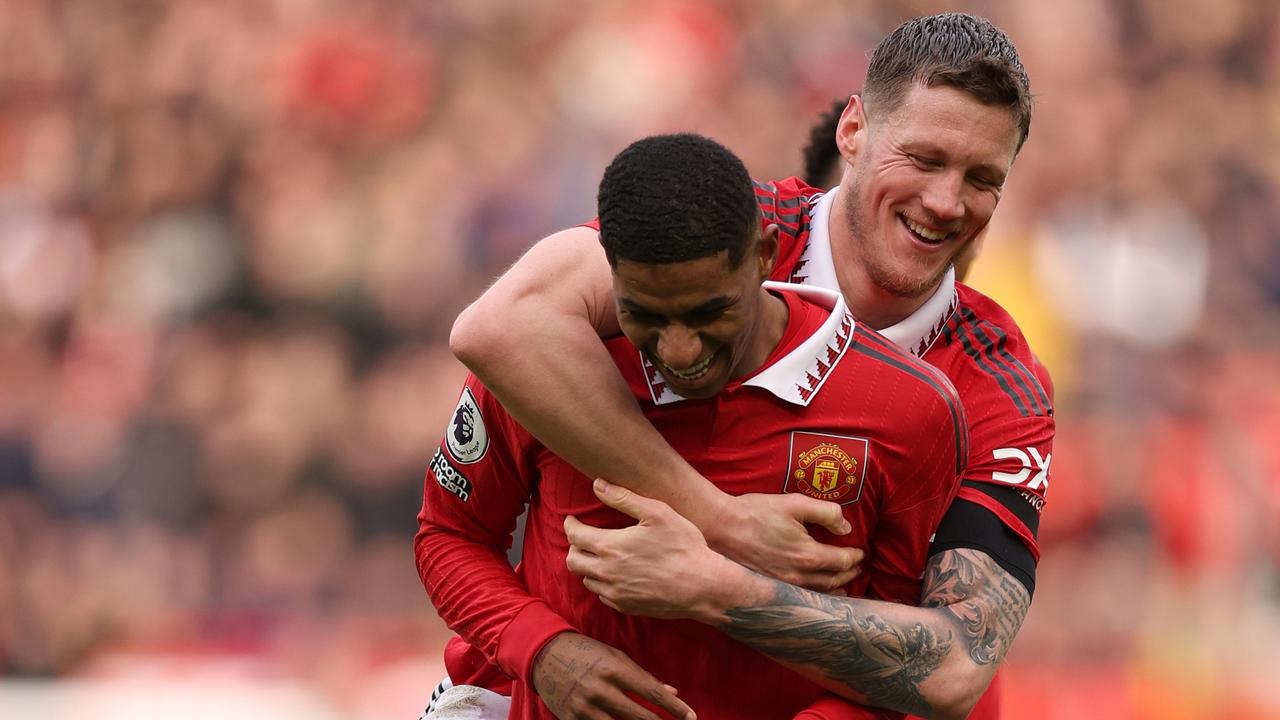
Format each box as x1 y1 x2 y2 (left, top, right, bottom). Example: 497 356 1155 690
719 581 952 717
922 548 1030 666
712 550 1030 718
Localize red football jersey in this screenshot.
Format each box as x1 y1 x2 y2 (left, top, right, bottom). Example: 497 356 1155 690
757 177 1053 558
755 177 1056 720
417 286 966 720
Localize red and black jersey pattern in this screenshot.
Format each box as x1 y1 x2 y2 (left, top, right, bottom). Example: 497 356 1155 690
753 178 822 284
944 305 1053 418
927 286 1054 567
909 289 960 358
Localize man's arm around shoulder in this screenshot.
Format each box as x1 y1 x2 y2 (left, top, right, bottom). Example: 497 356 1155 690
450 227 862 590
450 226 713 518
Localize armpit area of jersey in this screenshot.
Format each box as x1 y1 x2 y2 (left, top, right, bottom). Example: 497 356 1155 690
929 487 1037 596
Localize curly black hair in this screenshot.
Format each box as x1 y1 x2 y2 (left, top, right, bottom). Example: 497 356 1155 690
598 133 757 269
801 97 849 189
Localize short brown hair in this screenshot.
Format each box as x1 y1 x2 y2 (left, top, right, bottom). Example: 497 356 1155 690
864 13 1032 152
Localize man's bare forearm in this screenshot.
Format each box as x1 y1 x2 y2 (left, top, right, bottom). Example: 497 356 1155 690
722 585 949 717
706 548 1030 719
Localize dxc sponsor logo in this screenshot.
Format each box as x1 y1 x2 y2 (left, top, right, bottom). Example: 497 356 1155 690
991 447 1050 491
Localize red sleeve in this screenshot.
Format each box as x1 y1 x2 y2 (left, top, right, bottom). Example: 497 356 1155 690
414 376 576 684
444 635 514 694
753 177 820 282
958 413 1053 562
793 694 904 720
1032 355 1054 405
945 294 1055 562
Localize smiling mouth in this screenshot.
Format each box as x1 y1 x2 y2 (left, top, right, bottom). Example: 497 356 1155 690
662 351 717 382
900 214 956 245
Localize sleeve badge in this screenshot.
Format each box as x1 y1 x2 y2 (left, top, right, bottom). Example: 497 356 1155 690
446 387 489 464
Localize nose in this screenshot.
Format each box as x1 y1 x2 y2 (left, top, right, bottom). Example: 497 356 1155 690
920 171 965 223
655 324 704 370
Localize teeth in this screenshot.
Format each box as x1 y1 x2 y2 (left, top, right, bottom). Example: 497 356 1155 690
903 216 951 242
665 352 715 380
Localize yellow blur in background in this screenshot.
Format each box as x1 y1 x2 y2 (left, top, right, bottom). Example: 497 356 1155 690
0 0 1277 718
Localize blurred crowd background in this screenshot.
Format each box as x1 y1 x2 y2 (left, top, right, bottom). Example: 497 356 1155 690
0 0 1276 717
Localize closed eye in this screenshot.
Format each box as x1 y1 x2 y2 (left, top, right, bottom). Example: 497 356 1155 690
622 308 664 325
910 154 944 171
968 173 1003 190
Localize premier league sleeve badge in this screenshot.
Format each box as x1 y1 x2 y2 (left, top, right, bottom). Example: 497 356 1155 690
445 387 489 464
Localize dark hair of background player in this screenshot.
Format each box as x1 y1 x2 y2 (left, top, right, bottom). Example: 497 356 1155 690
864 12 1033 151
598 133 758 270
801 97 850 189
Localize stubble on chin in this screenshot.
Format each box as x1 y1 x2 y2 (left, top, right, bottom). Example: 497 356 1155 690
865 255 954 300
839 181 954 302
845 216 953 301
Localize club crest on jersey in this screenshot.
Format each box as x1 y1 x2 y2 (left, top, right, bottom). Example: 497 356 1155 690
784 431 868 504
446 387 488 464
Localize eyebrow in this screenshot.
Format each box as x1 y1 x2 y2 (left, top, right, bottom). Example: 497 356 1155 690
619 298 658 314
687 296 736 314
620 295 737 317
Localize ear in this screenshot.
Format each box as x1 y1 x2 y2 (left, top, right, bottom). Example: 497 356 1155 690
835 94 868 165
756 223 780 281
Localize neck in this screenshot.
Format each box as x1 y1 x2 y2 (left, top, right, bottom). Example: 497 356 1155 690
735 289 790 377
827 191 935 330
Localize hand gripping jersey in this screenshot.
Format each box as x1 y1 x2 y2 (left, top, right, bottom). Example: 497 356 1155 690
756 177 1056 720
417 285 967 720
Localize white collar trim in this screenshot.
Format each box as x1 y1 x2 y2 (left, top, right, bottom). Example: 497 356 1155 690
876 267 958 357
795 185 958 356
790 189 839 288
640 282 856 407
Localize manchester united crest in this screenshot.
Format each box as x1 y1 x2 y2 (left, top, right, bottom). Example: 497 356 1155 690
784 431 869 504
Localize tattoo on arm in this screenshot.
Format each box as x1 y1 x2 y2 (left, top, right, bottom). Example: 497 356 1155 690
713 549 1030 717
922 548 1031 667
718 582 951 717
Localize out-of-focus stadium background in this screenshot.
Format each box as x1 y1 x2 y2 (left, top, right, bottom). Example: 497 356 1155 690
0 0 1276 717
